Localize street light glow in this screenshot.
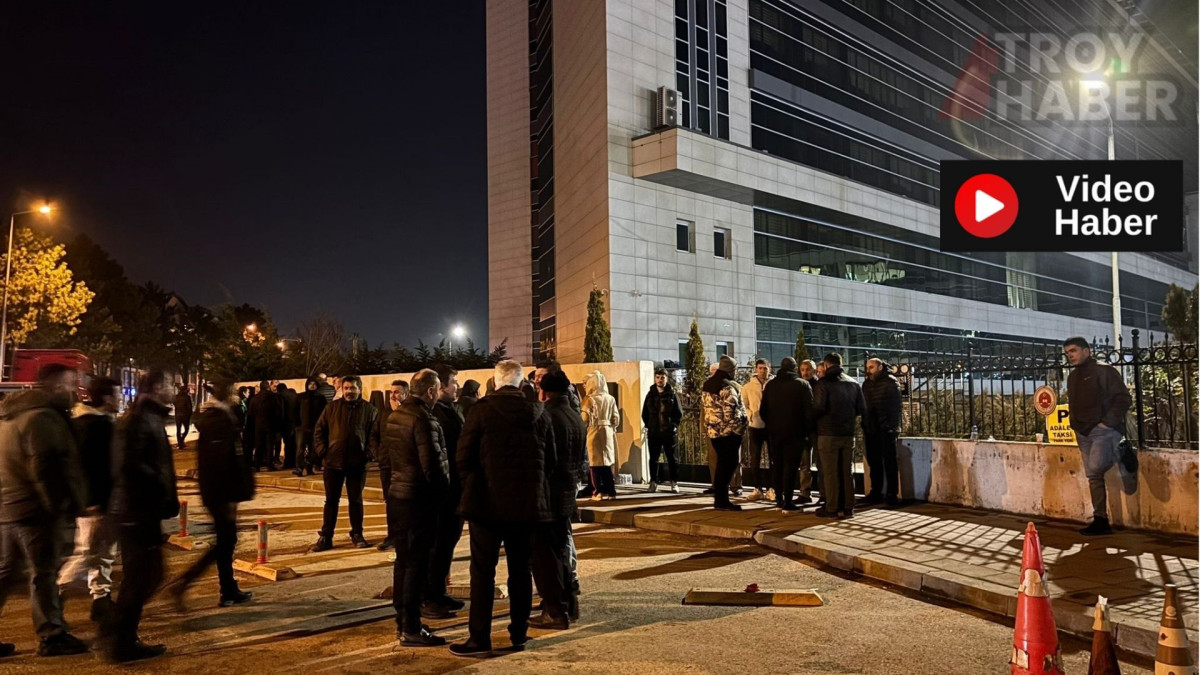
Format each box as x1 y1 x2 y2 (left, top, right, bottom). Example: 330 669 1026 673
452 325 466 339
37 204 52 215
246 323 257 332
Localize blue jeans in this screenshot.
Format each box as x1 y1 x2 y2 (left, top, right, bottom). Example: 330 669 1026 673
1077 426 1124 519
0 518 71 639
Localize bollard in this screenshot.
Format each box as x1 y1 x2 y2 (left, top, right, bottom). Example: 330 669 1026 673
179 500 189 537
256 520 269 564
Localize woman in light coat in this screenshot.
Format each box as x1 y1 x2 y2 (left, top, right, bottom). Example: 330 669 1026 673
581 371 620 501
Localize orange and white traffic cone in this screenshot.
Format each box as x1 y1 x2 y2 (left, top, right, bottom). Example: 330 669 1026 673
1088 595 1121 675
1011 522 1065 675
1155 584 1196 675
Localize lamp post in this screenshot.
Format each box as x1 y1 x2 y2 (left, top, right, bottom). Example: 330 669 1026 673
1084 78 1121 348
1 204 53 381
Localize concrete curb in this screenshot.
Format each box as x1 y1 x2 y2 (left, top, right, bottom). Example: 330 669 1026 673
682 588 824 607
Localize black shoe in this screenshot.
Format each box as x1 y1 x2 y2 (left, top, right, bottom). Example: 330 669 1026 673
103 639 167 664
449 641 492 658
434 594 465 611
500 636 530 652
219 590 253 607
780 503 799 511
885 495 900 507
421 602 456 619
714 503 742 511
309 536 333 553
861 492 884 505
701 488 715 495
813 508 837 518
91 595 116 622
730 489 743 497
376 538 395 551
567 595 580 621
349 533 371 549
292 469 304 477
795 494 813 504
305 467 315 476
839 510 855 519
0 642 13 658
37 632 88 657
401 627 446 647
1079 518 1114 536
528 611 569 630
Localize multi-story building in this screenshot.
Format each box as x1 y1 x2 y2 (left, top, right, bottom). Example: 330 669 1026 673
487 0 1198 368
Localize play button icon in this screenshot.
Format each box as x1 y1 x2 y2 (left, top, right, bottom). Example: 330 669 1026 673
954 173 1018 238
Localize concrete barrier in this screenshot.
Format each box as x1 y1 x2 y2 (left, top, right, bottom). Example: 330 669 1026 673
893 438 1198 535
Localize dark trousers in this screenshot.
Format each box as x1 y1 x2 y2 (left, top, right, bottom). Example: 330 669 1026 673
296 430 317 469
426 489 463 601
390 499 435 634
467 521 533 649
744 427 769 489
0 518 70 639
178 503 238 596
818 436 855 513
530 520 569 618
281 428 297 469
770 436 813 504
711 434 743 506
380 472 395 544
864 431 899 498
109 521 164 645
647 433 679 483
590 466 616 497
253 427 275 469
175 419 191 447
320 467 367 539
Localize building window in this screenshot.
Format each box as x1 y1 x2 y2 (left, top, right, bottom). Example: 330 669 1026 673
716 341 732 358
676 220 695 252
714 227 731 259
675 0 729 140
678 339 689 365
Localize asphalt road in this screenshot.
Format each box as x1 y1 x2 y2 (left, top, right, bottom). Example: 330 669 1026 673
0 485 1155 674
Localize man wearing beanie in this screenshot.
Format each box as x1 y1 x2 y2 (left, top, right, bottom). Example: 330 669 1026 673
701 355 748 511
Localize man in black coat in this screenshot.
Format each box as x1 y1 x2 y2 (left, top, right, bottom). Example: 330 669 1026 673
172 383 193 449
376 379 408 552
381 369 449 647
760 358 815 510
101 370 178 663
425 365 465 614
310 375 379 552
530 370 585 628
0 364 88 658
861 358 903 507
812 353 865 519
449 360 557 658
276 384 298 469
293 377 327 476
641 368 683 492
247 379 281 471
799 359 822 503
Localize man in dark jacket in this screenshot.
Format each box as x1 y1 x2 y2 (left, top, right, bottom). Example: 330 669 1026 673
381 369 449 647
641 369 683 492
1064 336 1134 535
450 360 557 658
171 380 254 610
58 376 121 623
457 380 480 420
173 383 193 449
293 377 327 476
426 365 465 614
276 384 298 470
799 359 822 504
376 379 408 551
101 370 178 663
531 370 585 628
247 380 281 471
310 375 380 552
316 373 336 402
0 364 88 657
760 358 815 510
812 353 865 519
861 358 903 507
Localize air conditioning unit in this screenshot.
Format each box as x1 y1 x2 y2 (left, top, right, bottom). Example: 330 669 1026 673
654 86 678 130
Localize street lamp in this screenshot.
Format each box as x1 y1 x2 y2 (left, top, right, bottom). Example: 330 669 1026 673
0 203 53 381
1083 77 1120 348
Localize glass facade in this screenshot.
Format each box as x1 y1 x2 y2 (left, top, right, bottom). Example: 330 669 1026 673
675 0 730 139
530 0 556 360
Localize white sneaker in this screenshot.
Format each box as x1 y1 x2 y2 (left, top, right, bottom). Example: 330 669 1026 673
747 488 764 501
648 482 658 493
766 488 776 502
669 482 679 493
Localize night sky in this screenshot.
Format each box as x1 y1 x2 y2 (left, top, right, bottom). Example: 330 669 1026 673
0 2 487 349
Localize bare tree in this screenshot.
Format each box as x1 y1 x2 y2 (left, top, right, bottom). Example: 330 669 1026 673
296 315 348 376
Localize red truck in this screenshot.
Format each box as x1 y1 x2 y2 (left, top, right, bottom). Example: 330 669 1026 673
0 349 94 399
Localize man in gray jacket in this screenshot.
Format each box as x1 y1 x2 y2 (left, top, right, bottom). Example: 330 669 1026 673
812 353 865 519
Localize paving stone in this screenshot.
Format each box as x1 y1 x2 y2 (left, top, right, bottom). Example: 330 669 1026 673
921 569 1016 617
853 553 932 591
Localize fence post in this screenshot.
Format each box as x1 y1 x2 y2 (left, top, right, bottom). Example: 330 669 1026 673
1131 329 1145 450
966 340 975 435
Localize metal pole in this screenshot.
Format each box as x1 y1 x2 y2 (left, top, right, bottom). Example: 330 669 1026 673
1106 115 1122 349
0 213 16 382
1131 329 1144 449
966 341 975 435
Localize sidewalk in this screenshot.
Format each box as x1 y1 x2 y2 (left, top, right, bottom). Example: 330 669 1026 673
172 448 1197 661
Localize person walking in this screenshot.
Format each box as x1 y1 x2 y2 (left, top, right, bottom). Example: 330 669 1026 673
760 358 815 509
457 380 481 420
812 353 866 519
276 384 298 470
170 381 255 610
581 371 619 501
101 370 178 663
449 360 557 658
425 365 465 615
641 369 682 493
376 379 408 552
310 375 380 552
702 355 748 511
247 379 281 471
0 364 89 658
381 369 449 647
861 358 902 507
172 383 193 450
293 377 328 476
742 359 772 501
1064 336 1135 536
58 377 121 623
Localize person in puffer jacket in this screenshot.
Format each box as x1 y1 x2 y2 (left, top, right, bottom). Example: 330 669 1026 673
702 355 747 511
581 371 619 501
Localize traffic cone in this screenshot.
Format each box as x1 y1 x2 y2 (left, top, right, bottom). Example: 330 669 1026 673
1011 523 1065 674
1155 584 1196 675
1088 595 1120 675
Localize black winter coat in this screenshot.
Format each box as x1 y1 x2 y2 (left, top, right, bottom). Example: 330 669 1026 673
1066 358 1132 436
544 396 586 518
382 396 448 501
812 367 866 437
277 389 297 433
110 397 180 523
73 407 115 510
195 402 255 507
295 390 327 431
247 390 281 435
432 398 464 492
0 391 86 523
641 384 683 435
759 369 815 441
314 398 380 471
457 395 478 422
861 372 903 434
456 388 555 525
173 391 193 422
